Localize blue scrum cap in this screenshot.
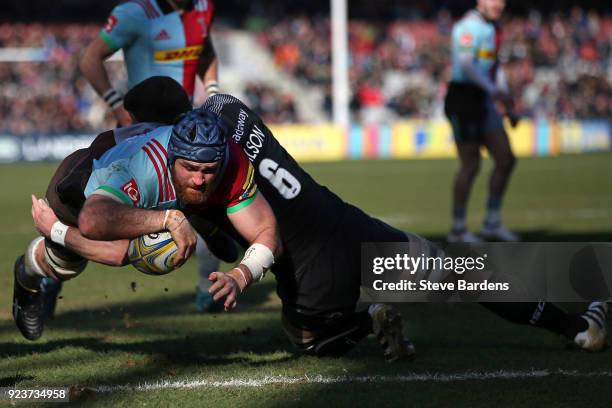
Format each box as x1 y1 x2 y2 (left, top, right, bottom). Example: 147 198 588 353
168 107 228 165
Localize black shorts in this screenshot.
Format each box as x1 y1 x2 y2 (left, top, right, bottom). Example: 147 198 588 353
444 81 487 144
274 204 408 313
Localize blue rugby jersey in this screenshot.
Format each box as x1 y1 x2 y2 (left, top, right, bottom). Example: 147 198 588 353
450 10 501 84
100 0 214 97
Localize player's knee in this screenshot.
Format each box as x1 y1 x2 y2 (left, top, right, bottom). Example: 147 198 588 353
284 329 359 358
496 154 516 174
43 243 87 281
460 160 481 179
281 309 369 357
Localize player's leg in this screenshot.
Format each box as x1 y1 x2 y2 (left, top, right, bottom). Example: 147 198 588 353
195 238 223 312
397 229 607 351
281 302 415 361
13 237 87 340
450 141 483 242
448 114 484 243
13 149 91 339
279 207 419 361
481 302 607 351
481 99 519 241
281 304 372 357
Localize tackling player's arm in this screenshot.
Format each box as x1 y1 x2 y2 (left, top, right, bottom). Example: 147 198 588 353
78 194 197 267
198 36 219 97
31 194 129 266
208 192 281 310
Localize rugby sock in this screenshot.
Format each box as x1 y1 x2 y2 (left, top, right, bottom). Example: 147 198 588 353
528 301 588 339
481 302 588 339
19 237 47 291
452 207 467 233
368 303 384 316
484 196 502 227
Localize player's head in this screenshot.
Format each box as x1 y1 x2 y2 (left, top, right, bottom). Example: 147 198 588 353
477 0 505 21
168 107 229 205
124 76 191 124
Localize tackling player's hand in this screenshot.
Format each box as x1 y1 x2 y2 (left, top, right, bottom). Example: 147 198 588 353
113 106 133 128
31 194 59 238
208 271 243 311
165 210 197 267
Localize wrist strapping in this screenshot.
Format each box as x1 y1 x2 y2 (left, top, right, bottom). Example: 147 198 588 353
50 221 69 247
103 88 124 110
205 81 219 96
239 243 274 282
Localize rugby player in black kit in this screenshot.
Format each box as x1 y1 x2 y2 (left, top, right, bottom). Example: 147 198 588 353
197 94 607 358
31 78 607 360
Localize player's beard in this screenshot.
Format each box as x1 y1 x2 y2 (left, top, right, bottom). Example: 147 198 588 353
171 172 213 205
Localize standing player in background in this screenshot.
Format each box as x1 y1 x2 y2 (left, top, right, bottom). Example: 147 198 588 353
444 0 519 243
36 0 223 316
80 0 219 126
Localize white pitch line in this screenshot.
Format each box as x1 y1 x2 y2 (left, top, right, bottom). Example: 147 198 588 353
90 369 612 393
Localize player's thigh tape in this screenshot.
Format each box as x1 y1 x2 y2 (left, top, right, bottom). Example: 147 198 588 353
44 242 87 281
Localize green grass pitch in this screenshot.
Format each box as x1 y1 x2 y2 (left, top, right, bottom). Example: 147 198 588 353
1 154 611 407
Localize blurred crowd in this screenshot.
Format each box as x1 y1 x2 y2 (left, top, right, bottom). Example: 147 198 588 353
260 8 611 122
243 83 298 123
0 9 610 135
0 23 119 134
0 23 296 135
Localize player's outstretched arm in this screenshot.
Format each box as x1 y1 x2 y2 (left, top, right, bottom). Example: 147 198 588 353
31 195 129 266
208 193 281 310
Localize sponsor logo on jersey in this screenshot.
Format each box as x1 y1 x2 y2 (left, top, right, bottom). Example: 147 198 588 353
232 109 249 142
244 124 266 161
478 48 496 60
121 179 141 205
459 32 473 48
154 29 171 41
104 15 118 33
154 45 203 62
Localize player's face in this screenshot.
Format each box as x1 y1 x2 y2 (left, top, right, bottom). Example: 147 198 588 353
172 158 221 205
478 0 505 21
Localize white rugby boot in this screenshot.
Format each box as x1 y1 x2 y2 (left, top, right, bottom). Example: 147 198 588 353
574 302 608 352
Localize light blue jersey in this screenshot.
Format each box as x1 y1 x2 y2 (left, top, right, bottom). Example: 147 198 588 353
85 125 178 209
100 0 215 97
450 10 501 83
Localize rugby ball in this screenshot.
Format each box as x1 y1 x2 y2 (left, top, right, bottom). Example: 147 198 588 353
128 232 178 275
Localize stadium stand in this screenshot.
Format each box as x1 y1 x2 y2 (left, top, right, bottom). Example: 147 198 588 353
0 9 610 134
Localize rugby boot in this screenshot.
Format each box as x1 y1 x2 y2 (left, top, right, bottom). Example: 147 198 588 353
371 304 416 362
12 256 45 341
574 302 608 352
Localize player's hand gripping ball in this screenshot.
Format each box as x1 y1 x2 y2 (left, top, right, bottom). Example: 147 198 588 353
128 232 178 275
